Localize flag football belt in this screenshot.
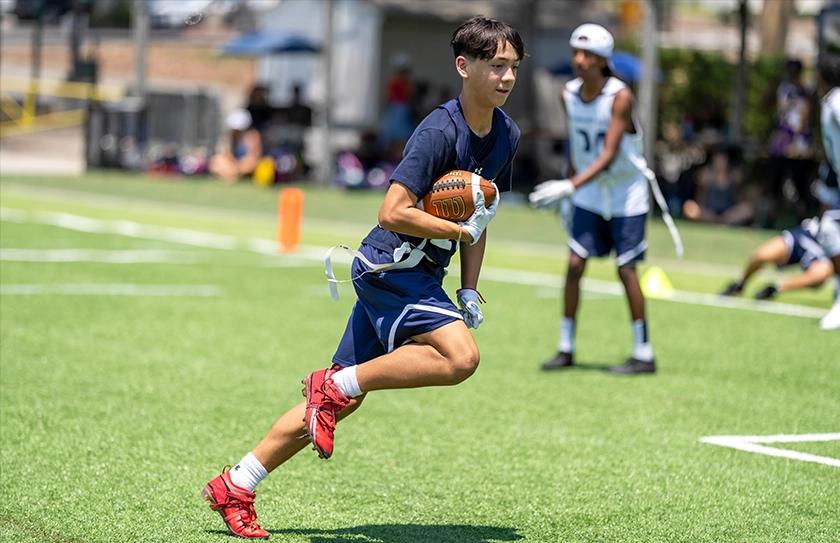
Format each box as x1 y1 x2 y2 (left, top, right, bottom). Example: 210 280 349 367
325 238 452 300
625 153 685 258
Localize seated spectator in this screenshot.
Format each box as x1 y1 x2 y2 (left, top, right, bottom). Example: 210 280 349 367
209 109 263 184
720 217 833 300
682 146 755 226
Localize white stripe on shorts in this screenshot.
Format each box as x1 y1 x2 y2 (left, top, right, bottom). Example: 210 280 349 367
387 304 463 352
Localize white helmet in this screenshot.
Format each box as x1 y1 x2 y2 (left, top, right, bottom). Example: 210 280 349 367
569 23 614 59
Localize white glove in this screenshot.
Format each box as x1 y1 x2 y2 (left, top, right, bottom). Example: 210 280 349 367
529 179 576 208
456 288 485 329
459 181 500 245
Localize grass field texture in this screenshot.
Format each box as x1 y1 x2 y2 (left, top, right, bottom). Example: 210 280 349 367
1 173 838 543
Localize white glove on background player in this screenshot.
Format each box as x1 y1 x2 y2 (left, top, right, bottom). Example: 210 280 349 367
459 182 500 245
529 179 576 208
456 288 486 329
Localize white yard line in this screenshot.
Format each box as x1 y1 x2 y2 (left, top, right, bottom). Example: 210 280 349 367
700 433 840 468
0 284 223 297
1 207 829 319
0 248 202 263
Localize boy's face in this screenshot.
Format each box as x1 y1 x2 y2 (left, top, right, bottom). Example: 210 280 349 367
572 48 607 79
458 40 520 107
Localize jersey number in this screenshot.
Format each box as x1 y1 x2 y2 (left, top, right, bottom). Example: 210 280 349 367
576 129 606 153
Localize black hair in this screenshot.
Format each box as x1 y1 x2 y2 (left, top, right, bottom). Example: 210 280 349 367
818 54 840 88
451 16 524 61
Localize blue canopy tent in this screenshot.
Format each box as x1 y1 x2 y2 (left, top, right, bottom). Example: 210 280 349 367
221 31 321 56
550 51 650 83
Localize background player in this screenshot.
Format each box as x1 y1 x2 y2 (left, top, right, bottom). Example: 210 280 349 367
529 23 655 374
720 217 833 300
201 16 524 539
816 56 840 330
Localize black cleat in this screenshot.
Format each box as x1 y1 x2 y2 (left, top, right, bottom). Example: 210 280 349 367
720 281 744 296
541 351 574 370
754 284 778 300
607 357 656 375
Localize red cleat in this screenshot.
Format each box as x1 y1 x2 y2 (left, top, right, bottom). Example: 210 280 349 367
302 367 351 459
202 467 270 540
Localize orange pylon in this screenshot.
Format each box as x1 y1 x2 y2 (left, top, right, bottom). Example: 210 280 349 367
278 188 304 253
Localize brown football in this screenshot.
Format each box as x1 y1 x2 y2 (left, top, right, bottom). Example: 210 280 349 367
421 170 497 222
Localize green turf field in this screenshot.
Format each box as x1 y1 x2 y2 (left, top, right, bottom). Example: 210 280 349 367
1 173 838 543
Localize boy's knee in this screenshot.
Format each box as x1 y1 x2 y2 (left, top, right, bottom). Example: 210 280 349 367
617 264 637 280
447 344 480 384
567 256 586 280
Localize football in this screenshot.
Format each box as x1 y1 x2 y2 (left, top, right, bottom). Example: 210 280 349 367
421 170 497 221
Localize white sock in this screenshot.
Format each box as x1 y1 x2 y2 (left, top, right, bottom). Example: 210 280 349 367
229 452 268 491
558 318 575 353
632 319 654 362
331 365 363 398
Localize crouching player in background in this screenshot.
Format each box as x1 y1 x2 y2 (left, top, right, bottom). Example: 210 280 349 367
816 56 840 330
720 216 833 300
200 16 524 539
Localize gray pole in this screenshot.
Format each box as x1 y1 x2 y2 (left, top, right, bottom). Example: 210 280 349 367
31 0 44 83
131 0 149 167
639 0 659 164
132 0 148 99
320 0 335 185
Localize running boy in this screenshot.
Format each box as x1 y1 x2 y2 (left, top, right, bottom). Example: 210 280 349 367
202 16 524 539
529 23 655 374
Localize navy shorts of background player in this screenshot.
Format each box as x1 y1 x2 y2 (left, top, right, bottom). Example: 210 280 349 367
569 206 647 267
781 223 829 271
333 97 520 367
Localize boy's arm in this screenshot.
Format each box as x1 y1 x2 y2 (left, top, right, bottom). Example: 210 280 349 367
457 229 488 329
562 94 577 178
569 88 633 189
458 228 487 290
379 182 469 241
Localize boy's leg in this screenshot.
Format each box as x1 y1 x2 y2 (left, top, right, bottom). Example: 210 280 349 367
202 395 366 539
617 263 646 321
541 252 587 370
723 235 788 295
609 213 655 374
303 320 478 459
777 260 833 293
353 320 479 390
609 263 655 374
543 207 603 370
253 395 366 472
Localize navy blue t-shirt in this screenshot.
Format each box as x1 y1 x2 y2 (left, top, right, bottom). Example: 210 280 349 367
360 98 520 274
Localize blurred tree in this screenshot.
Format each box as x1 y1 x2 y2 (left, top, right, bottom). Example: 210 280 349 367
759 0 794 56
657 49 786 148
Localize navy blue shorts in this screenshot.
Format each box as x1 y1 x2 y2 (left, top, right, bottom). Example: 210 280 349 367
782 225 827 270
568 206 647 266
332 245 463 367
